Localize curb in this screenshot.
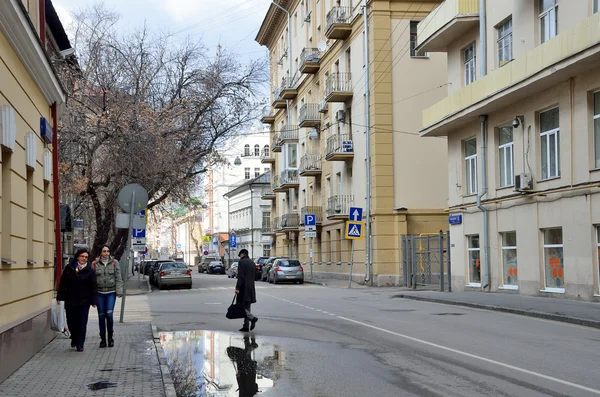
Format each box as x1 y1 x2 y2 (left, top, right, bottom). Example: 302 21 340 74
304 279 327 286
152 325 177 397
393 294 600 329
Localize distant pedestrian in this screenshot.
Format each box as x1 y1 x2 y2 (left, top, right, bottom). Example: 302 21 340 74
57 248 97 352
92 245 123 348
235 249 258 332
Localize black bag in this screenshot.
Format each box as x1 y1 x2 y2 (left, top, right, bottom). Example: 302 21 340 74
226 294 246 319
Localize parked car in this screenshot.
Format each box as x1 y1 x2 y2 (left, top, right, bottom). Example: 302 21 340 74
199 256 222 273
268 258 304 284
143 260 155 276
261 256 288 281
227 262 239 278
156 262 192 290
255 257 269 280
151 260 175 285
207 261 226 275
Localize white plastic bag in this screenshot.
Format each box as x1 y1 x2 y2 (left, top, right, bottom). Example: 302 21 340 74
51 300 68 335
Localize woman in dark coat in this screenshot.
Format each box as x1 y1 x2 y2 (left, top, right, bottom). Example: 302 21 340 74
57 248 98 352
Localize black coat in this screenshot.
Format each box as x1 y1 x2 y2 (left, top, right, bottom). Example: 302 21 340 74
57 264 98 307
236 256 257 303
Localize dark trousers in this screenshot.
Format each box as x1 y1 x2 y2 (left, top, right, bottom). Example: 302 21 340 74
97 292 116 340
65 304 90 349
243 301 255 328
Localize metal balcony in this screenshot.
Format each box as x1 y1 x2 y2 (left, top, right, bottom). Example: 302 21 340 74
261 186 276 200
299 48 321 74
271 134 282 152
260 106 276 124
260 147 275 164
325 6 353 40
325 133 353 161
281 213 299 230
325 72 353 102
299 104 321 128
272 87 286 109
299 153 322 176
318 99 328 113
280 77 298 100
278 125 299 144
300 206 323 225
273 175 285 192
273 217 283 232
326 195 354 220
279 169 299 189
262 221 275 236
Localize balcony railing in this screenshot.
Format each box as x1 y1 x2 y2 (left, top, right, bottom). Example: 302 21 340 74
261 186 276 200
272 174 285 192
260 147 275 163
281 213 299 229
273 217 282 232
318 99 328 113
280 169 299 188
262 220 275 235
325 133 353 161
299 48 322 74
260 105 276 124
299 153 322 176
278 125 299 143
300 206 323 225
272 87 286 108
325 6 353 40
271 134 282 152
325 72 353 102
326 195 354 219
299 103 321 128
279 77 298 100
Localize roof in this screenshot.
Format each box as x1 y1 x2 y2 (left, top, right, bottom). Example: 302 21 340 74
45 0 71 51
223 171 270 198
255 0 295 48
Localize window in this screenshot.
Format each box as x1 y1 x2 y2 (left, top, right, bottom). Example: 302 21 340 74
543 228 564 292
244 144 250 157
254 144 260 156
464 138 478 195
264 144 270 157
286 143 298 168
498 126 514 187
594 91 600 168
467 235 481 284
244 167 250 179
501 232 518 288
595 0 599 13
264 167 270 174
539 0 558 44
497 18 512 67
540 107 560 180
263 244 271 257
262 211 270 228
410 21 427 57
254 168 261 178
464 43 476 86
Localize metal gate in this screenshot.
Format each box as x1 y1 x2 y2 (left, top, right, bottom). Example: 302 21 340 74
401 231 451 291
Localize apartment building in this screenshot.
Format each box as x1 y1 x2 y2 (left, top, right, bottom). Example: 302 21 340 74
0 0 69 382
418 0 600 299
256 0 449 285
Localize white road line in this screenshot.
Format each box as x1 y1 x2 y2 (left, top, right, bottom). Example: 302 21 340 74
337 315 600 395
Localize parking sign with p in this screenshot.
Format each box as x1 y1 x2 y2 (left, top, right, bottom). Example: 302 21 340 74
304 214 316 226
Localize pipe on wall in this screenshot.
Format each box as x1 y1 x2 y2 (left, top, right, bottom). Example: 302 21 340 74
476 115 490 290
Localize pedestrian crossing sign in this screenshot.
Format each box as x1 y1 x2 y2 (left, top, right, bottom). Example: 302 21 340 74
345 221 364 240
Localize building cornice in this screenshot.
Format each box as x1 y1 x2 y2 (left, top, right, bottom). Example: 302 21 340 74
256 0 298 49
0 0 66 110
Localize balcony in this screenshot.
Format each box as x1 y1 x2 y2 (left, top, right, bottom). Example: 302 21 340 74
300 206 323 225
417 0 480 53
273 217 282 232
260 106 276 124
279 169 299 189
325 133 353 161
280 77 298 100
272 175 285 193
326 195 354 220
325 6 353 40
280 213 299 230
318 99 328 113
299 48 321 74
272 87 286 109
299 153 322 176
299 104 321 128
278 125 299 144
260 148 275 164
271 134 282 152
325 73 353 102
261 186 276 200
262 221 275 236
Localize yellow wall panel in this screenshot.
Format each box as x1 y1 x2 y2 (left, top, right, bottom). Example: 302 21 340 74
0 291 52 329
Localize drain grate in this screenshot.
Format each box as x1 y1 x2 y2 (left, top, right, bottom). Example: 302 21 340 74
85 381 118 391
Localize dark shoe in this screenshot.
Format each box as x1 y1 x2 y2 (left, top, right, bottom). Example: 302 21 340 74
250 318 258 331
76 348 84 352
239 327 250 332
71 340 76 348
99 339 107 348
108 338 114 348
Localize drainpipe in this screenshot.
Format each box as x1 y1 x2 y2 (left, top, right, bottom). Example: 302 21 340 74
52 103 62 289
363 0 372 285
479 0 486 77
477 115 490 290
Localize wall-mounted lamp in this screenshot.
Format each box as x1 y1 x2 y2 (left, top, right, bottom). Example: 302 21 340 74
234 157 242 165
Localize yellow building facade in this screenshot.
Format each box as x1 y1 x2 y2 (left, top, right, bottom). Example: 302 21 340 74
256 0 450 285
0 0 68 381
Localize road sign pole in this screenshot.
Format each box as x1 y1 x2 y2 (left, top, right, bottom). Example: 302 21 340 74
310 237 313 280
349 240 355 288
120 191 135 324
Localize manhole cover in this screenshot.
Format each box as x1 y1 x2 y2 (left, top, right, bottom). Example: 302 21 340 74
85 381 118 391
434 313 464 316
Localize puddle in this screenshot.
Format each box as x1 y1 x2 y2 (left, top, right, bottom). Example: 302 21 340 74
99 367 142 372
85 381 118 390
434 312 464 316
160 331 277 396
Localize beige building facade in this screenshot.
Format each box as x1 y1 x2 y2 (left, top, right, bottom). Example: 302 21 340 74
419 0 600 299
256 0 449 285
0 0 68 382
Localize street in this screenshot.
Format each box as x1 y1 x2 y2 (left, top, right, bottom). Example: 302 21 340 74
149 272 600 397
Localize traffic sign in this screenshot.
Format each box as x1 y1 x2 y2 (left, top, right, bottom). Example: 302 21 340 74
349 207 363 222
230 234 237 249
304 231 317 238
345 221 364 240
203 250 208 255
202 235 211 243
132 244 146 252
132 228 146 238
176 244 182 249
304 214 316 226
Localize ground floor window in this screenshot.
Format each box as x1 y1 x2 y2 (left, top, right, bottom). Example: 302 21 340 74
467 235 481 284
543 228 564 291
501 232 518 288
263 244 271 257
596 227 600 293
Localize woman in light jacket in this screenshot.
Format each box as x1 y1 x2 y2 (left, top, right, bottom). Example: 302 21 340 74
92 245 123 348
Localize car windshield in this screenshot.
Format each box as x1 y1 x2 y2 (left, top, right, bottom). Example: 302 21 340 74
258 258 268 264
210 262 221 266
278 260 301 267
232 263 238 267
162 263 187 270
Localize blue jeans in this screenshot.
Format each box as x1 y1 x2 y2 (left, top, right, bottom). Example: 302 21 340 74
97 292 116 339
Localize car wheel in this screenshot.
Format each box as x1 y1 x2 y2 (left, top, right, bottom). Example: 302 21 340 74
299 280 304 284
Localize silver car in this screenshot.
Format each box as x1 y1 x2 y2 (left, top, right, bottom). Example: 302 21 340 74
227 262 239 278
268 259 304 284
156 262 192 290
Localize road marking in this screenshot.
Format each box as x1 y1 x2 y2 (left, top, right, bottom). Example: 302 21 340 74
337 315 600 395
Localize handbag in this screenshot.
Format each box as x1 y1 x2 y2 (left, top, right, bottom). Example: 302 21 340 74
226 294 247 319
51 300 69 336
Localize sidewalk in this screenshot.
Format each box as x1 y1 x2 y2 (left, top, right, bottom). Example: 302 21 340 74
394 290 600 328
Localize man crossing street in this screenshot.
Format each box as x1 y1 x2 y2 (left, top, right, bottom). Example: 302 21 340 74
235 249 258 332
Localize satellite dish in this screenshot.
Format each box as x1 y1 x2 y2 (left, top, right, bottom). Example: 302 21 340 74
317 40 327 52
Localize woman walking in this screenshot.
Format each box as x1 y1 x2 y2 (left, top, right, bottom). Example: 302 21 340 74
57 248 97 352
92 245 123 348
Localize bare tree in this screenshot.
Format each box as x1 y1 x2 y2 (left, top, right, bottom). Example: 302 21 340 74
58 5 267 259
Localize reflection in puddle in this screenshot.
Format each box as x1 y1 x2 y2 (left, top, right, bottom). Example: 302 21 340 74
160 331 282 396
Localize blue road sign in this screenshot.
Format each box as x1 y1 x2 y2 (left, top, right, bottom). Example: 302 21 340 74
230 234 237 249
349 207 363 222
345 221 364 240
132 229 146 238
304 214 317 226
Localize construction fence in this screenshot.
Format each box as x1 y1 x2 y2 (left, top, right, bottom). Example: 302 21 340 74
401 231 451 291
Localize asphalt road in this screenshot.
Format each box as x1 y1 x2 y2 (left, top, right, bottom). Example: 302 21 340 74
148 271 600 397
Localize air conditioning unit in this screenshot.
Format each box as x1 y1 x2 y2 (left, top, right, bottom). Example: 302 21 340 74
304 11 311 22
514 173 533 191
336 109 346 122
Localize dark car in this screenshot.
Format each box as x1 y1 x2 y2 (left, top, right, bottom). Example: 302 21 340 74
143 260 156 276
207 261 226 274
255 256 269 280
261 256 288 281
